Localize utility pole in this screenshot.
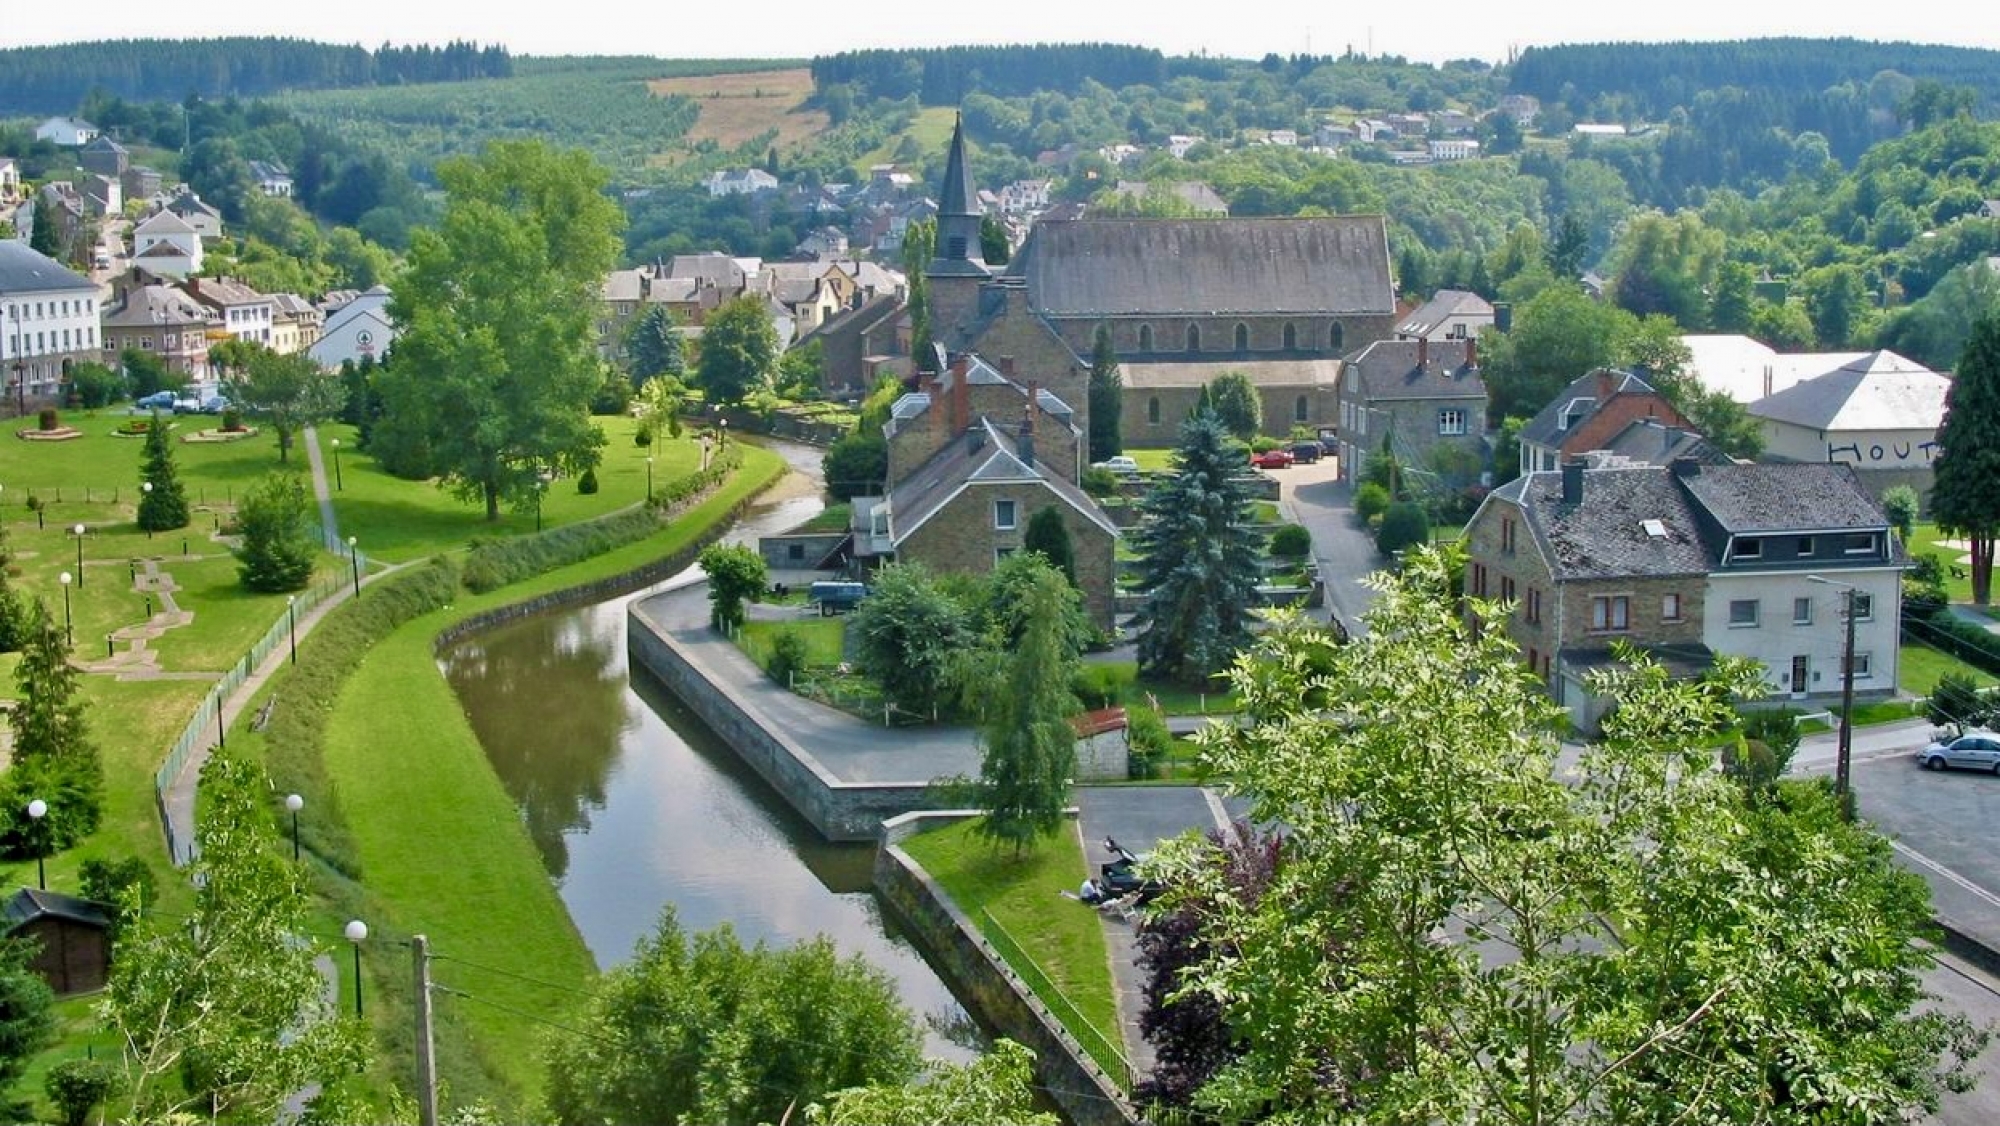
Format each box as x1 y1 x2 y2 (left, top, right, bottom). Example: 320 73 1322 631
1836 587 1858 817
412 934 439 1126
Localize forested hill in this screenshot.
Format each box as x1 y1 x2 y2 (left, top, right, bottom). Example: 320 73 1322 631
0 38 512 116
810 44 1169 104
1511 38 2000 118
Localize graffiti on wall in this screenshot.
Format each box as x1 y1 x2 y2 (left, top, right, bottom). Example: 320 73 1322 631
1826 439 1939 466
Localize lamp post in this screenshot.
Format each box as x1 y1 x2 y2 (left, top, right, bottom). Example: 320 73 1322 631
10 360 23 419
1807 574 1860 818
346 536 360 599
535 478 546 533
330 438 344 492
645 455 654 501
284 793 303 862
140 481 153 538
25 799 46 890
57 572 72 648
344 919 368 1018
286 594 297 665
718 417 728 449
71 524 85 588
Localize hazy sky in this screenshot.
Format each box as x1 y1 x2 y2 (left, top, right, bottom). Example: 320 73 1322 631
12 1 2000 65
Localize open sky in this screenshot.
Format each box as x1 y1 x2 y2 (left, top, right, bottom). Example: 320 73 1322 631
12 2 2000 66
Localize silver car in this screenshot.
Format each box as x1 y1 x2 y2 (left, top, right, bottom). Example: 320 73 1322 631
1919 731 2000 773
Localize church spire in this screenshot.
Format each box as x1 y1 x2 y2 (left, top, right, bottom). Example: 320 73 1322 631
939 111 978 219
930 112 985 272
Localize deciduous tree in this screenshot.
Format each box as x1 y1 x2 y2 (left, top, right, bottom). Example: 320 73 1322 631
696 542 766 632
234 472 316 593
1134 410 1261 685
850 563 973 716
695 294 778 406
964 562 1079 851
1934 314 2000 603
811 1039 1055 1125
1201 372 1262 442
383 140 620 520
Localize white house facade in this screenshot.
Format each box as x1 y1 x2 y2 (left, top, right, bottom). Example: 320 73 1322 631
0 242 102 405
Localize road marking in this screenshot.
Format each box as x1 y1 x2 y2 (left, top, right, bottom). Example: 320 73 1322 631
1893 841 2000 913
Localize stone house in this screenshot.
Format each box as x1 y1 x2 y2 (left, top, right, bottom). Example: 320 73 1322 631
1394 288 1494 342
100 273 217 378
79 135 129 178
853 353 1118 629
1465 459 1903 730
181 277 274 347
1335 338 1485 487
1119 357 1343 447
795 294 906 396
1517 369 1692 476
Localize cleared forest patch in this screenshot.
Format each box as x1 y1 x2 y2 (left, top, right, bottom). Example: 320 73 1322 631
648 67 828 151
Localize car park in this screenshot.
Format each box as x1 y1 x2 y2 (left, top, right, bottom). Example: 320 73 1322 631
1251 448 1294 469
1091 455 1140 475
1918 730 2000 773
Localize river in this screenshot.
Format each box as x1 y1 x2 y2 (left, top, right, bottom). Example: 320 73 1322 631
438 440 976 1055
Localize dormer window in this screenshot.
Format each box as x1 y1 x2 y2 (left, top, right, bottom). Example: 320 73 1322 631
1845 533 1878 556
1733 537 1763 561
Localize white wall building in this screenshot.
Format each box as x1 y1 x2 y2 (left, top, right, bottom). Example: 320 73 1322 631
309 286 395 370
34 117 97 146
0 242 102 405
130 210 205 279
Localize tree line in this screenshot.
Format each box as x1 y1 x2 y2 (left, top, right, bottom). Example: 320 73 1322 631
811 43 1169 104
0 38 511 116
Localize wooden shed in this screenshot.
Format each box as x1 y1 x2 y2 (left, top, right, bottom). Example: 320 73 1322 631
2 888 112 994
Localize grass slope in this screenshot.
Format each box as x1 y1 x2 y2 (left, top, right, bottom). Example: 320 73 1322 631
648 68 828 153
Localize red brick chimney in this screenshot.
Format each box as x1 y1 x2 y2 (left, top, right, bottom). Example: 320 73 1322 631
1596 369 1614 399
999 355 1016 377
1417 337 1429 371
1465 336 1477 369
921 375 942 440
950 355 970 435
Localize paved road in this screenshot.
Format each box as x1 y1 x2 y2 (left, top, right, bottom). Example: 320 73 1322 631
1270 457 1383 634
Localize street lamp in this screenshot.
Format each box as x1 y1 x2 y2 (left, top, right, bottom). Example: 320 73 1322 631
25 799 46 890
346 536 360 599
286 594 297 665
718 417 728 448
645 455 654 501
284 793 303 862
140 481 153 538
71 524 85 588
9 360 23 419
1806 574 1861 818
57 572 72 648
344 919 368 1018
330 438 343 492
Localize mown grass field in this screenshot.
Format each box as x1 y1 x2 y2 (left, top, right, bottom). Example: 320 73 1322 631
647 67 828 152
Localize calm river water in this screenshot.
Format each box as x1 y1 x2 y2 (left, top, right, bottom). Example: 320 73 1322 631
439 441 976 1055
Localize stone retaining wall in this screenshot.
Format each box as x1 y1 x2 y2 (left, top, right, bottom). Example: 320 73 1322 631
875 812 1142 1126
626 609 940 841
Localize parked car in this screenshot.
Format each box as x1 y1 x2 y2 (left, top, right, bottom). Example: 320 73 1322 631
198 395 230 414
1288 442 1322 464
1091 455 1140 475
1918 730 2000 773
170 396 202 414
1251 448 1294 469
132 390 177 412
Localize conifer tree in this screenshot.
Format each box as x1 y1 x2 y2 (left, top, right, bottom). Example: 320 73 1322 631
3 599 103 850
1087 324 1122 463
1022 505 1076 586
136 410 190 532
0 509 23 653
1934 314 2000 604
1133 410 1262 684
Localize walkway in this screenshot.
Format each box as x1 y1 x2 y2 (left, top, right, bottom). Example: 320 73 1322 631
301 424 342 547
1275 458 1383 635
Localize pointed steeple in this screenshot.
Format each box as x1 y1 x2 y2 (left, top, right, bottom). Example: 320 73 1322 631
930 112 986 275
939 112 979 219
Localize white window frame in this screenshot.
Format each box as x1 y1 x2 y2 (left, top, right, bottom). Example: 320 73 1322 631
1844 533 1877 555
1852 592 1874 622
1661 592 1683 622
1438 408 1466 437
1590 594 1630 633
993 499 1017 531
1846 651 1874 679
1733 537 1762 561
1792 596 1813 625
1729 599 1760 628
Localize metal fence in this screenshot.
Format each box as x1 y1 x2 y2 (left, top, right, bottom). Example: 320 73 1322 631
152 538 370 858
979 907 1133 1091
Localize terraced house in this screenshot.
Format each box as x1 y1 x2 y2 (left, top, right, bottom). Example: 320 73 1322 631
1465 458 1903 730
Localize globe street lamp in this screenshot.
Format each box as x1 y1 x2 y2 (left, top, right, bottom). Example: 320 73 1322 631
57 572 72 648
330 437 344 492
286 594 297 665
71 524 85 588
718 417 728 448
285 793 304 862
140 481 153 538
346 536 360 599
25 799 46 890
344 919 368 1018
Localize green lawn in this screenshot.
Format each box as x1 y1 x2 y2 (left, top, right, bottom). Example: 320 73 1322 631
739 616 847 669
1124 448 1178 474
852 106 957 174
1077 660 1238 716
1900 640 1998 694
899 818 1124 1082
1910 522 1977 604
795 502 850 534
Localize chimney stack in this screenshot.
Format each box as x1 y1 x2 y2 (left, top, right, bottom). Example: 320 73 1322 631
1762 365 1773 399
1465 336 1477 369
950 356 970 435
921 375 942 441
1670 455 1701 479
999 355 1015 377
1596 369 1614 399
1561 459 1585 504
1417 336 1429 371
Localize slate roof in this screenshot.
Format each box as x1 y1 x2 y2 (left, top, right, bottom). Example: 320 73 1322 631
1394 289 1493 337
1005 216 1394 317
939 114 979 218
1 888 111 931
1500 467 1712 580
1520 369 1663 449
888 417 1117 546
1123 357 1343 389
601 268 646 302
1110 181 1230 214
1676 462 1889 535
0 241 96 294
1341 339 1482 400
184 277 269 308
797 294 901 350
1681 334 1867 404
134 209 196 237
1748 350 1948 432
1594 418 1731 467
102 283 213 328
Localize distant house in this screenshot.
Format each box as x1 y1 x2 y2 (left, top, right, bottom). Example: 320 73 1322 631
1336 338 1485 486
1981 200 2000 220
165 191 224 240
310 285 395 370
1573 123 1629 138
1108 180 1229 216
0 158 19 202
1434 110 1477 135
997 179 1052 215
1166 134 1203 158
79 135 129 178
181 277 274 347
130 209 204 278
1516 369 1692 477
34 116 96 146
795 294 906 395
1354 118 1397 143
2 889 111 995
248 160 294 198
1680 334 1871 404
705 168 779 197
1394 289 1493 342
269 293 323 355
1464 459 1903 730
795 226 849 259
1429 138 1480 161
1498 94 1541 125
120 165 163 202
81 174 121 218
1749 350 1949 507
1313 123 1356 150
100 272 217 377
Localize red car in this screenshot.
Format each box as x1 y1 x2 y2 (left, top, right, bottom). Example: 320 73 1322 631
1251 448 1294 469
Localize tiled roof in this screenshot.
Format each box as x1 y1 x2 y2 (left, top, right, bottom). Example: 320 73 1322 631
1005 215 1394 317
1519 369 1662 449
1342 339 1483 401
1676 462 1889 534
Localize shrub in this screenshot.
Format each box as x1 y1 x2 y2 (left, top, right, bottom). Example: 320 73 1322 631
221 408 245 432
766 627 810 686
1905 554 1949 619
1355 481 1391 522
1930 672 1988 734
1250 436 1284 453
1882 485 1919 542
236 473 317 592
1376 501 1431 557
1918 614 2000 679
1268 524 1312 558
45 1057 119 1126
36 409 57 432
1737 708 1803 784
1125 703 1173 779
1072 663 1122 709
116 419 151 435
634 427 653 447
66 362 127 409
1081 466 1120 497
577 466 600 495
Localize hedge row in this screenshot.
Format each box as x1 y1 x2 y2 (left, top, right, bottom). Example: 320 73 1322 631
1910 609 2000 678
461 448 744 594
